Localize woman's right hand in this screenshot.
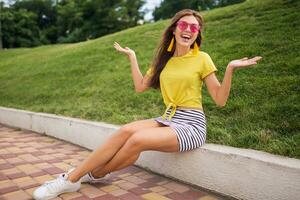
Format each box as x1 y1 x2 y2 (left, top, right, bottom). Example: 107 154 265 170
114 42 136 59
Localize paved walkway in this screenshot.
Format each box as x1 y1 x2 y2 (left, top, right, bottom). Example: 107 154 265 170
0 124 225 200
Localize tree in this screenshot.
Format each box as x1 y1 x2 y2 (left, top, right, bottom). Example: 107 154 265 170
57 0 145 43
153 0 245 21
12 0 58 43
1 8 41 48
0 2 3 50
1 0 146 47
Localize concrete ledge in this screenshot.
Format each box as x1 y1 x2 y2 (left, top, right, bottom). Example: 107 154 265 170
0 106 299 200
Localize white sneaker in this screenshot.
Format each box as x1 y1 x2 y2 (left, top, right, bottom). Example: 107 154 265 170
57 168 110 184
81 171 111 183
32 172 81 200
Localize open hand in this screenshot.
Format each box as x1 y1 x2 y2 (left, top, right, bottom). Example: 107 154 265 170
228 56 262 69
114 42 135 58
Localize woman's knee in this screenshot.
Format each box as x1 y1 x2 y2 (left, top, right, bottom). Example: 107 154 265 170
116 122 136 138
124 132 145 152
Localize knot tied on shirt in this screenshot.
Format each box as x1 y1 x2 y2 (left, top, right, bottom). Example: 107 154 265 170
162 102 177 121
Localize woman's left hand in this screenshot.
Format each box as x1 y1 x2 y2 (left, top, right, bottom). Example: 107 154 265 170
228 56 262 69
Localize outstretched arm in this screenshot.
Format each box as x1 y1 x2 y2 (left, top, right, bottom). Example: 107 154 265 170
204 56 262 107
113 42 151 93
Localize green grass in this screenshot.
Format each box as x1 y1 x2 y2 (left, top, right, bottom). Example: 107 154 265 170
0 0 299 158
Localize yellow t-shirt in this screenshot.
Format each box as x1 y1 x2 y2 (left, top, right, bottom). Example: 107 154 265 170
146 50 217 119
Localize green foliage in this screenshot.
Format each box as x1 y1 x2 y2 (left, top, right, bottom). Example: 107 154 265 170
1 0 145 48
12 0 55 29
57 28 84 43
56 0 145 43
1 8 42 47
153 0 245 21
0 0 299 158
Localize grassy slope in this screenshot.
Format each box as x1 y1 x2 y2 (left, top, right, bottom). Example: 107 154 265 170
0 0 299 158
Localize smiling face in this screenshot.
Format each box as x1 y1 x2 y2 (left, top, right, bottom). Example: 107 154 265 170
173 15 200 49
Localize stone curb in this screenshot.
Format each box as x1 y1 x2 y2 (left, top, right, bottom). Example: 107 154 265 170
0 106 299 200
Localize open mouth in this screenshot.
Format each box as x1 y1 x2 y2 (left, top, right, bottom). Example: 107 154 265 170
180 34 191 43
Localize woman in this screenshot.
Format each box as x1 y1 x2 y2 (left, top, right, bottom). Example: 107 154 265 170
33 9 262 200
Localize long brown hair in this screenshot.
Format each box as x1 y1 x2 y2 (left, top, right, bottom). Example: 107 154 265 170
149 9 204 89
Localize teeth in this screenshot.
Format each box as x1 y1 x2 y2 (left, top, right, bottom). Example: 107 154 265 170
181 34 191 39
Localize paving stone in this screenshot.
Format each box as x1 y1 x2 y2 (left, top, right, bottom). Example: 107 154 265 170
198 196 220 200
6 147 24 154
42 166 64 175
100 184 120 192
33 174 54 184
166 192 189 200
109 188 128 196
0 125 225 200
69 196 90 200
5 157 26 165
182 189 206 199
0 167 22 176
59 192 83 200
6 172 27 179
18 154 41 163
1 154 17 159
0 186 19 195
142 192 172 200
118 172 131 178
140 174 155 179
0 172 8 181
149 186 167 192
146 176 167 184
122 175 146 184
2 190 32 200
112 179 126 185
34 162 53 170
16 164 41 174
24 186 39 196
139 181 157 188
158 189 174 196
92 194 120 200
157 180 170 185
117 181 138 190
0 159 6 164
11 176 38 189
0 163 14 170
0 180 18 194
128 187 151 195
163 181 190 193
167 189 206 200
21 147 38 153
53 162 73 171
79 185 106 198
29 170 48 177
119 192 144 200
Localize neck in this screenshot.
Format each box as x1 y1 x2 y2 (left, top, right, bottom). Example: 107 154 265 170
174 45 190 57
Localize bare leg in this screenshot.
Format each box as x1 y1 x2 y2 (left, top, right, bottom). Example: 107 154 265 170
67 119 162 182
87 126 179 179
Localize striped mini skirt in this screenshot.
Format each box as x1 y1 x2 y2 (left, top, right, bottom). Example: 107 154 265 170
154 108 207 152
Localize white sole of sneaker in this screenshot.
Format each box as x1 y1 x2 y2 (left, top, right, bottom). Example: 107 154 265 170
33 187 80 200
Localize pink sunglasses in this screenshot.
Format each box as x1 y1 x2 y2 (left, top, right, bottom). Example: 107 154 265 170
176 21 200 33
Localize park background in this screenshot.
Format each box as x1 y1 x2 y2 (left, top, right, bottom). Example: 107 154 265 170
0 0 299 158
